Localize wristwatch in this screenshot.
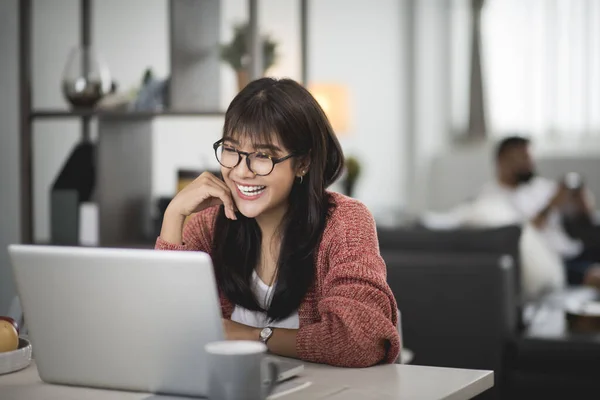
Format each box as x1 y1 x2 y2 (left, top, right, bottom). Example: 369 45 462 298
259 327 274 344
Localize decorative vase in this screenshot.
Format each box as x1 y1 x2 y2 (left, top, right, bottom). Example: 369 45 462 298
61 46 112 109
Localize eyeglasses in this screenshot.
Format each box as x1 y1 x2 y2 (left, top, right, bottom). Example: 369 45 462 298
213 139 297 176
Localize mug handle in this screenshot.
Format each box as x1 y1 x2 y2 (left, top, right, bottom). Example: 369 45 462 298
262 357 280 397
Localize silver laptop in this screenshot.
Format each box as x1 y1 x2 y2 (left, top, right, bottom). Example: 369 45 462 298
8 245 303 397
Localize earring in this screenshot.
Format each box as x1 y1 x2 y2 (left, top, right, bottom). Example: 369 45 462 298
298 170 306 184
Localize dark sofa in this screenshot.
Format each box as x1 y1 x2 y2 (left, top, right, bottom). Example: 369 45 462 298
379 226 522 399
379 224 600 399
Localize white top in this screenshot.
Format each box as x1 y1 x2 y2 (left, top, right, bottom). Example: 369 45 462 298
230 270 300 329
477 177 583 258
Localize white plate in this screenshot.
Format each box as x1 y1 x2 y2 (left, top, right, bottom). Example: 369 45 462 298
564 298 600 317
0 338 32 375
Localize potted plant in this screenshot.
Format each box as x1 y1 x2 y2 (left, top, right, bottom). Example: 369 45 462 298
221 22 278 91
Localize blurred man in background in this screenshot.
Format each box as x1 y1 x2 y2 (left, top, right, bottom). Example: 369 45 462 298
487 136 598 285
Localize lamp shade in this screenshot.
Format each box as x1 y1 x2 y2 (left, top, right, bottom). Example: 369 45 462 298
308 83 350 135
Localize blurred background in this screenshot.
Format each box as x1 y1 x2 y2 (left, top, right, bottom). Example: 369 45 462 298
1 1 600 399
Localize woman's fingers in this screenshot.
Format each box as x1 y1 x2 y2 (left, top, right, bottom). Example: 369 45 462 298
201 184 237 220
205 173 239 213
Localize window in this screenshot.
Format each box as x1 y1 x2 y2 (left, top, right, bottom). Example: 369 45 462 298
481 0 600 139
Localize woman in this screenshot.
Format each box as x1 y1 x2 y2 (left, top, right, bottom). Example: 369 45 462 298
156 78 400 368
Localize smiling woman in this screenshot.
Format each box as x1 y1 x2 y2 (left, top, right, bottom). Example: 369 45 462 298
155 78 400 368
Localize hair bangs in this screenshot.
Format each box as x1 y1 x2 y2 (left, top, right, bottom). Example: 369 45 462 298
223 96 286 151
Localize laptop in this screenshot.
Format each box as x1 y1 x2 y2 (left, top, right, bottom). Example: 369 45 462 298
8 245 303 397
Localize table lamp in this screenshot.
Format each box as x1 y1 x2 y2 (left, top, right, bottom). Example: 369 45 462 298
308 83 351 136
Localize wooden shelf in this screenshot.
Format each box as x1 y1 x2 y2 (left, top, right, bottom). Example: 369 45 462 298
30 109 226 119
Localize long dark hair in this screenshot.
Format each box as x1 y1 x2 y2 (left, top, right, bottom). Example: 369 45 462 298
212 78 344 321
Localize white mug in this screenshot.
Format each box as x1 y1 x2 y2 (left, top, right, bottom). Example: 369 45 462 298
204 340 279 400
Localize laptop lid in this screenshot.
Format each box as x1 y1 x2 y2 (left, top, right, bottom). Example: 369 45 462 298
8 244 224 397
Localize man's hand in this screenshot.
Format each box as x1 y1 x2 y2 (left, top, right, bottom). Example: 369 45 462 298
550 182 571 209
570 186 595 216
222 319 261 341
533 182 570 228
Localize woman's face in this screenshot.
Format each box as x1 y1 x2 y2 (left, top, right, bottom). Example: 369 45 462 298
221 135 303 221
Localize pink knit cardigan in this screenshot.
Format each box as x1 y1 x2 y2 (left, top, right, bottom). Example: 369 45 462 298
155 192 401 367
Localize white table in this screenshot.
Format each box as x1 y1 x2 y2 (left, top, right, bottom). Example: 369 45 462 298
0 361 492 400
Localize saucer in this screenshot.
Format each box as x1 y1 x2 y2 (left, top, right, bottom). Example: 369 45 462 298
0 338 32 375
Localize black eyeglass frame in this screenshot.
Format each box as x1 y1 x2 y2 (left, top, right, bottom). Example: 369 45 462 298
212 138 298 176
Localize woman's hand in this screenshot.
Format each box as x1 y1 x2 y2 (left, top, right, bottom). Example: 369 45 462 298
169 172 237 219
223 319 299 359
222 319 260 341
160 172 237 244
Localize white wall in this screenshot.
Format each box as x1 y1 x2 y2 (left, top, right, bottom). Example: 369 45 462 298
309 0 407 216
409 0 453 213
0 0 21 314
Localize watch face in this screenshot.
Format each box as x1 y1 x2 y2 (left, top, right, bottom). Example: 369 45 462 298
260 327 273 341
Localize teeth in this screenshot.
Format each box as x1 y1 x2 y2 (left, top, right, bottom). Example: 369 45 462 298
236 184 266 196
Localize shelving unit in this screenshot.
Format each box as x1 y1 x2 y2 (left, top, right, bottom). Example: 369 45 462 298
18 0 309 246
30 110 227 119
